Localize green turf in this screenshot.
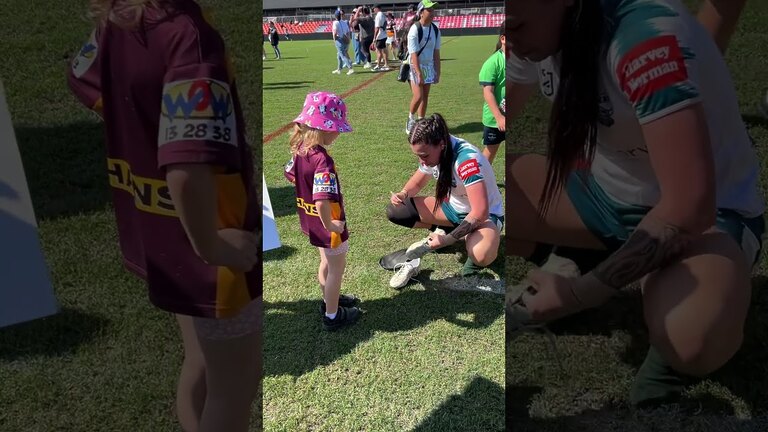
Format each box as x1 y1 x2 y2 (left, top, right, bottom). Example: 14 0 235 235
262 36 505 431
0 1 263 431
505 1 768 431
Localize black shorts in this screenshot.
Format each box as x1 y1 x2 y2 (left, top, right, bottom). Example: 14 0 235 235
482 126 505 146
375 38 387 50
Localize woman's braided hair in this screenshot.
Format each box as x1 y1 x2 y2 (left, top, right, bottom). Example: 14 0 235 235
409 113 454 212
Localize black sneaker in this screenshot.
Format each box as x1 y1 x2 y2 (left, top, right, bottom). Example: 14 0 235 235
319 294 360 314
323 306 361 331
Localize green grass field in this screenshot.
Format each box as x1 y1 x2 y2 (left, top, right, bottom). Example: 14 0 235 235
262 36 506 431
506 1 768 431
0 1 263 430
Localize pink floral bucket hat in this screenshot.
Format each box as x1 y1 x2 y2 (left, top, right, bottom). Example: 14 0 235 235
293 91 353 133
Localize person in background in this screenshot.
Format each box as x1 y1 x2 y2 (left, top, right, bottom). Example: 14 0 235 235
372 4 391 71
405 0 441 134
351 6 375 68
331 9 355 75
268 21 281 59
478 22 506 164
349 7 365 65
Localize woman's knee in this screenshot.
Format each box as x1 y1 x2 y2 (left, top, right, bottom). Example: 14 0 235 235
468 246 498 267
386 200 420 228
649 329 742 377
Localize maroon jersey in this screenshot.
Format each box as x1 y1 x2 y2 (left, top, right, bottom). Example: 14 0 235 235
67 1 260 319
285 144 348 248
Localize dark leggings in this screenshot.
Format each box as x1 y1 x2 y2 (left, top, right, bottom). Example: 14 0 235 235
361 36 373 63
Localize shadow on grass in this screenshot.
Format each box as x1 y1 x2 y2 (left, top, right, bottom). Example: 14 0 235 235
506 398 768 432
264 81 315 86
411 376 504 432
451 121 484 135
743 114 768 129
264 244 297 261
264 83 314 90
0 307 107 361
266 185 296 218
264 284 502 377
14 123 110 220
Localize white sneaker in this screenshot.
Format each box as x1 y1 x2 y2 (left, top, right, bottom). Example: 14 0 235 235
390 258 421 289
332 69 341 74
380 66 391 71
346 68 355 75
405 116 416 135
363 62 372 69
404 228 445 260
508 253 581 299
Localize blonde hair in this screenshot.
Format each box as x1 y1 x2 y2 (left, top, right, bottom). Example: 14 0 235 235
88 0 174 28
289 124 332 156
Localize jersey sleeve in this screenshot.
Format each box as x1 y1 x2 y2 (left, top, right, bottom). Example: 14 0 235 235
606 3 701 125
157 25 241 170
312 153 341 202
434 26 441 50
283 156 296 184
506 52 539 84
479 53 500 87
454 148 484 187
67 28 103 113
418 163 433 175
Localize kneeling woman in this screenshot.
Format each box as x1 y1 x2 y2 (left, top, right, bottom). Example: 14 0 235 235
386 114 504 287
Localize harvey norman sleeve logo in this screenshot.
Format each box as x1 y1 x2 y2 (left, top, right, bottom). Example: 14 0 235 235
458 158 481 181
158 78 237 147
616 35 689 104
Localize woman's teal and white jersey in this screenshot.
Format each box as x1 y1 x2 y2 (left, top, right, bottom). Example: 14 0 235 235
507 0 764 218
418 135 504 217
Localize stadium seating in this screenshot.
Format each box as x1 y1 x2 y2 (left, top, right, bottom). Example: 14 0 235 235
262 14 504 35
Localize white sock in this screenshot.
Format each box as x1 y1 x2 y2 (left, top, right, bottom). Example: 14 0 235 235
409 112 415 120
325 311 337 319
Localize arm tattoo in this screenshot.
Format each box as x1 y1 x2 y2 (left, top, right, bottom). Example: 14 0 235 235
590 214 693 290
450 216 481 240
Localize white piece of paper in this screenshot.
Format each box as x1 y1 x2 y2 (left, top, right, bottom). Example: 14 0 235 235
0 79 59 328
262 175 281 251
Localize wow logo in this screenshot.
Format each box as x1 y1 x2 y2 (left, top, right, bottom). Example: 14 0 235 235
161 79 233 122
313 172 337 187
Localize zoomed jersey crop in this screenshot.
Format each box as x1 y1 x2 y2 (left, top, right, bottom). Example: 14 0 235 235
506 0 764 218
286 144 349 249
67 1 260 319
419 136 504 218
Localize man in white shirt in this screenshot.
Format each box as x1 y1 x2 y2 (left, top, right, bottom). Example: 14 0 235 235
372 5 391 71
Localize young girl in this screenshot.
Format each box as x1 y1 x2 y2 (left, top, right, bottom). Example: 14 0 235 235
478 22 506 164
68 1 261 431
284 91 361 331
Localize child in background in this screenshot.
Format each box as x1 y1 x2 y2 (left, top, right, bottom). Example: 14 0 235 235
284 91 361 331
478 21 506 164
